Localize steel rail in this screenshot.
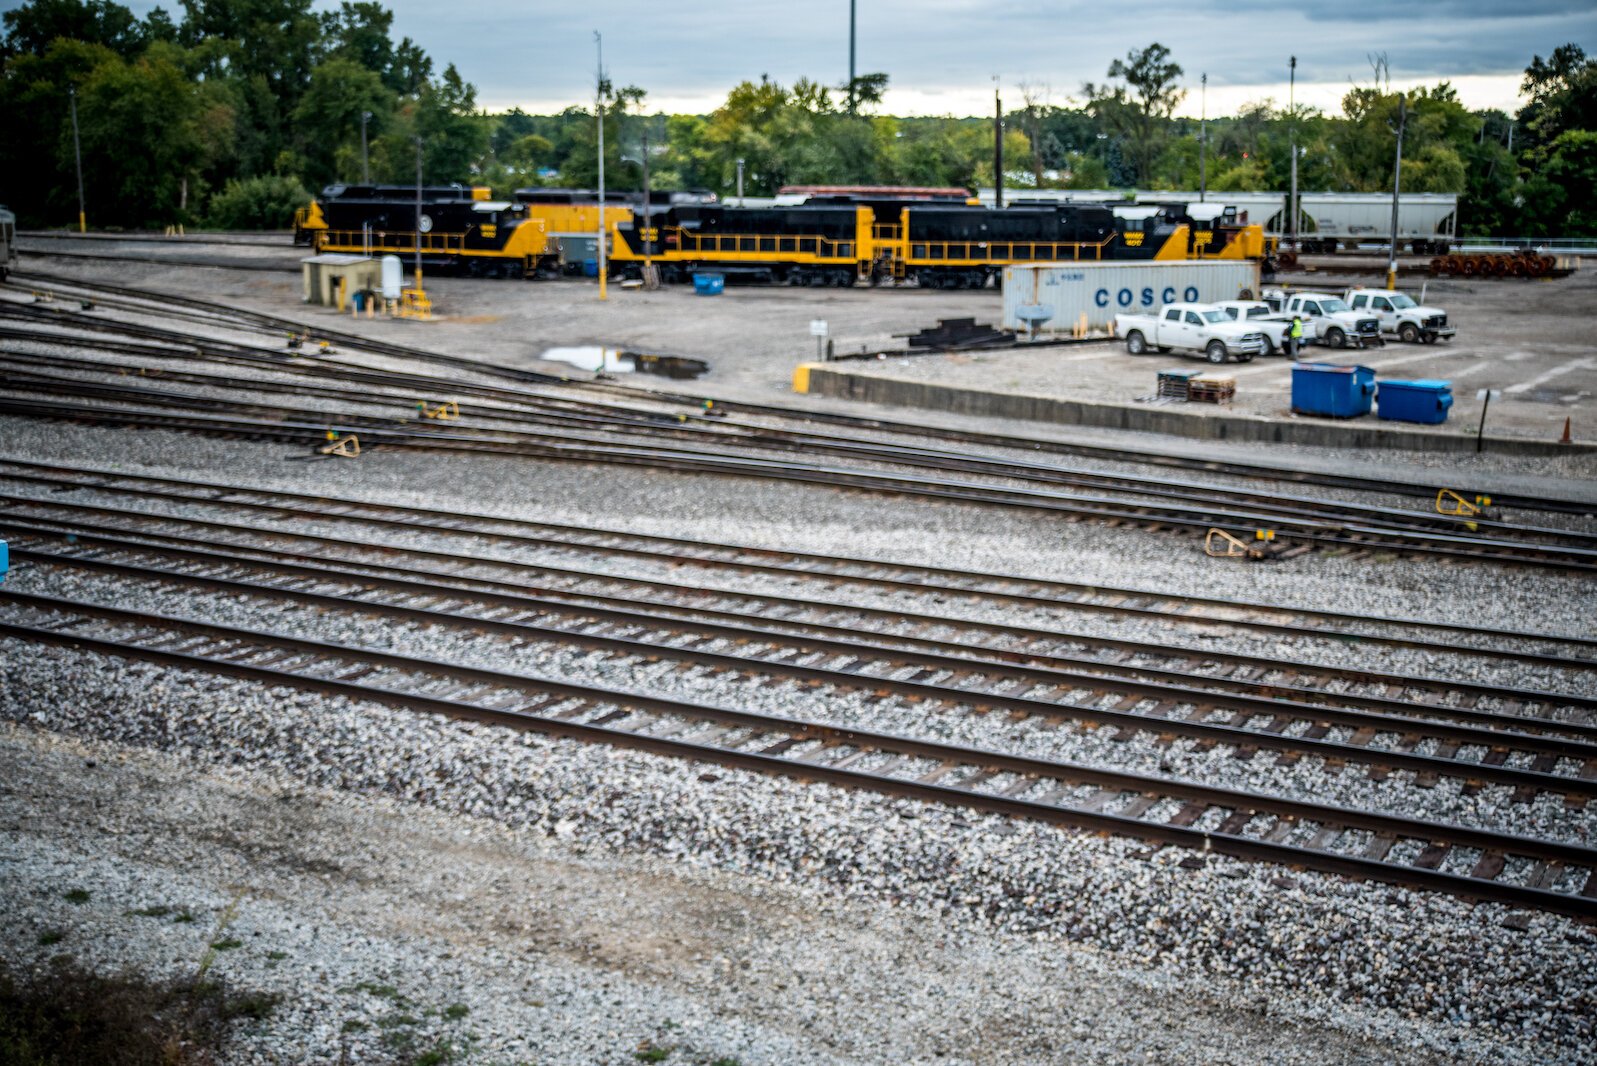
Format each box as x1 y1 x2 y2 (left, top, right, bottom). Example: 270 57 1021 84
8 531 1594 799
14 268 1595 518
6 302 1592 547
5 493 1594 735
7 458 1593 668
3 601 1592 918
7 388 1596 573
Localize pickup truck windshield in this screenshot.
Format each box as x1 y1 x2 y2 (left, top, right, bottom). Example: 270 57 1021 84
1389 294 1416 308
1199 310 1226 323
1320 298 1350 313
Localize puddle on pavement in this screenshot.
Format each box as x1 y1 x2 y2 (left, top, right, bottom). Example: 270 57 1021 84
539 346 708 380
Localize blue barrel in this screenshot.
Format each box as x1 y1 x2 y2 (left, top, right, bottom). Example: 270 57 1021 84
1377 379 1453 424
582 258 599 278
1291 362 1376 418
0 539 8 584
693 273 725 296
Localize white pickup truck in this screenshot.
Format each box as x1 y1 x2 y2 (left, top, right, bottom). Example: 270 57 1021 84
1116 303 1268 364
1214 301 1316 356
1344 288 1456 344
1263 289 1384 350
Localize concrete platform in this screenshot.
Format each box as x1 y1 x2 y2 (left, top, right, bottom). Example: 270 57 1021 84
793 360 1594 457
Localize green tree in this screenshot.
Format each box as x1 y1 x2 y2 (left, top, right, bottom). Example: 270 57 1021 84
292 55 389 187
1084 43 1186 185
76 40 207 224
207 174 311 228
1 0 147 59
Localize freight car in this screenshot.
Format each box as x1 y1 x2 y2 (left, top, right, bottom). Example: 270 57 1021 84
0 204 15 281
298 183 559 277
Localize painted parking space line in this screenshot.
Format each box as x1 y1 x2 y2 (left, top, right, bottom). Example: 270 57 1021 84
1505 356 1597 395
1226 347 1467 378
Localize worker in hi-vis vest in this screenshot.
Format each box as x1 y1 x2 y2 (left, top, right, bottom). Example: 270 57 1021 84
1288 316 1304 360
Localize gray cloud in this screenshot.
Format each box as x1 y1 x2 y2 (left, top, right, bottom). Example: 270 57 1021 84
21 0 1597 110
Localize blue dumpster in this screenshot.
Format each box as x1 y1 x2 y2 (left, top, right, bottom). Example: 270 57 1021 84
692 272 725 296
1377 379 1453 424
582 257 599 277
1291 362 1376 418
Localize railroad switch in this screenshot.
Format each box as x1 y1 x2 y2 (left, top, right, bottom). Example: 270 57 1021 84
1435 489 1494 531
317 431 360 458
1204 528 1286 561
416 400 459 421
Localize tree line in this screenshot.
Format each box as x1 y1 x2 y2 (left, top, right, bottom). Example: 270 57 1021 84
2 1 1593 237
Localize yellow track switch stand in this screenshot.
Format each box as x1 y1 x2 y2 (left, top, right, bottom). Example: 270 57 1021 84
417 400 459 421
1205 528 1272 560
1436 489 1492 530
318 431 360 458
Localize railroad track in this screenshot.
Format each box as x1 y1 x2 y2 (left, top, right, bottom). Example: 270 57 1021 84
7 458 1594 673
6 499 1596 808
12 269 1596 520
7 376 1594 573
17 247 298 273
6 327 1588 560
5 588 1595 919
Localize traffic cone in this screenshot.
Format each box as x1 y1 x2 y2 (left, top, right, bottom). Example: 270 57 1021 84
1560 417 1572 445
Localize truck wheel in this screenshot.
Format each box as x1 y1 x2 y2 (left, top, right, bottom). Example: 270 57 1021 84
1327 327 1347 349
1126 331 1147 355
1261 336 1277 356
1205 340 1227 363
1398 322 1420 343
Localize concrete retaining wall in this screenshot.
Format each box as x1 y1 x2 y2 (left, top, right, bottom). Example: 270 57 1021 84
795 364 1592 456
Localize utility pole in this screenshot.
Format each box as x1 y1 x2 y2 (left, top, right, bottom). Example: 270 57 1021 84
1288 56 1298 250
595 30 607 301
994 80 1003 209
1386 93 1407 291
1199 73 1207 203
736 158 745 205
413 136 423 290
69 86 86 233
361 111 371 184
848 0 856 114
641 127 654 288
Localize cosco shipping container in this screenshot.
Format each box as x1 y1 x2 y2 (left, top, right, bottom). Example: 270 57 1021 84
1002 260 1261 336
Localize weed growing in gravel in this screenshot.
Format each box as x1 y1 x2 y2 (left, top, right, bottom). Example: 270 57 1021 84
173 910 197 923
0 956 277 1064
34 930 64 947
62 889 91 905
710 1059 743 1066
130 905 172 918
341 1019 369 1033
209 938 243 952
441 1003 469 1021
633 1043 673 1062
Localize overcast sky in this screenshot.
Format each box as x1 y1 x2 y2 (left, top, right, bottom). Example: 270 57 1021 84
41 0 1597 117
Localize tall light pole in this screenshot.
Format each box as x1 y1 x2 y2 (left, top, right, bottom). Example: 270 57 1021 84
413 136 423 291
1288 56 1298 250
69 86 86 233
736 157 745 205
595 30 607 301
1199 73 1207 203
994 79 1003 209
1386 93 1407 291
361 111 372 184
848 0 856 114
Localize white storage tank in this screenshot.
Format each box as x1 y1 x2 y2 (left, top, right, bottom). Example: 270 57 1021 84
1002 260 1262 336
381 254 404 300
